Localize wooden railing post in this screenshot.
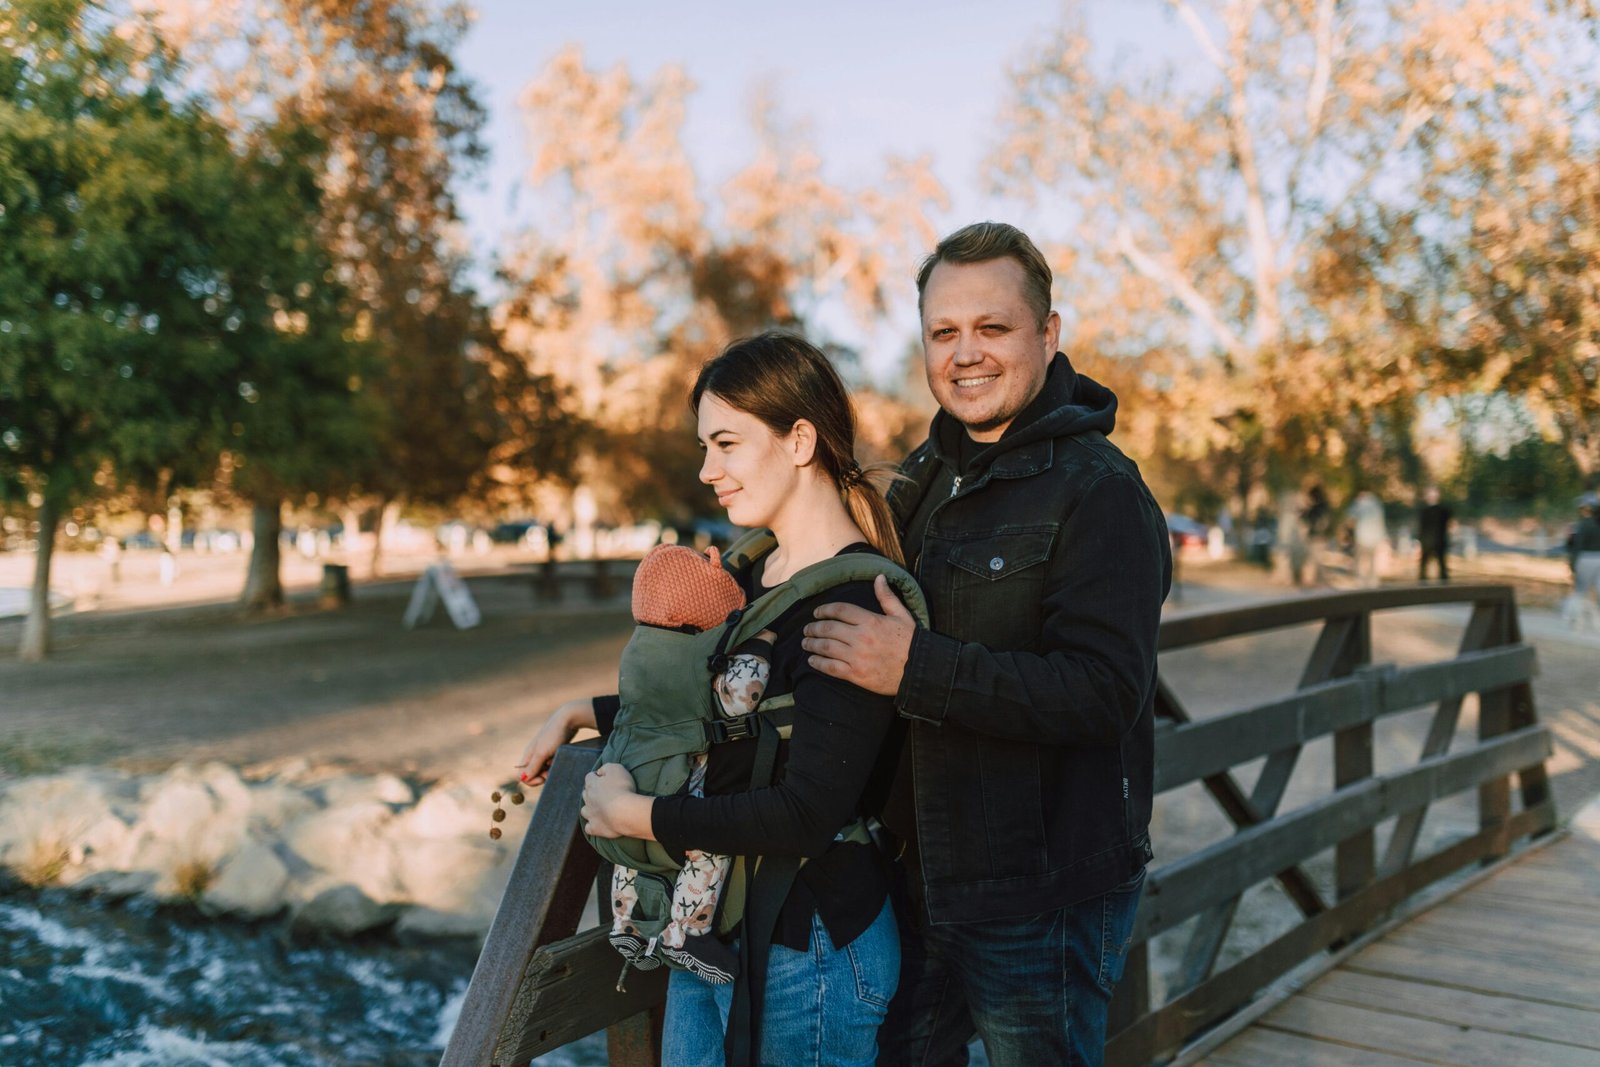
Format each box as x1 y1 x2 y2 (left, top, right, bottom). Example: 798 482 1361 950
1501 597 1553 824
1328 613 1375 903
1477 600 1516 859
440 742 601 1067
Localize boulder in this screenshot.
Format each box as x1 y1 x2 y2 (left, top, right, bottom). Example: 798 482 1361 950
281 801 400 901
74 869 158 899
200 839 290 919
391 837 503 915
399 779 498 841
136 768 247 864
290 883 399 937
0 772 121 885
318 773 414 808
394 905 490 943
245 780 319 833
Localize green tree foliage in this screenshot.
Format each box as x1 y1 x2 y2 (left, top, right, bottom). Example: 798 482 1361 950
0 0 366 649
211 120 377 609
1452 434 1585 518
173 0 551 572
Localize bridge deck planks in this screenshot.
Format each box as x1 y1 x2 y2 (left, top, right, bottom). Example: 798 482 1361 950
1198 825 1600 1066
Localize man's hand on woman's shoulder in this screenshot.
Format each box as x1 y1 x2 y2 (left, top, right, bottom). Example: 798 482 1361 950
802 574 915 697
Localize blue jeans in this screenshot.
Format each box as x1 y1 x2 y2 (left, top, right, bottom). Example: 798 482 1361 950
878 868 1145 1067
661 899 899 1067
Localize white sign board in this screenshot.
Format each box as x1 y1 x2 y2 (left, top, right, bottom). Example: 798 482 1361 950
402 563 482 630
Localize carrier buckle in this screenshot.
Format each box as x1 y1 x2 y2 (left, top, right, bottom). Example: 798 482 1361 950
705 716 759 744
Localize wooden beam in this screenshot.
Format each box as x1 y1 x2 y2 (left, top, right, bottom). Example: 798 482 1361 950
1134 726 1553 940
1154 678 1328 924
1158 584 1511 652
490 926 669 1065
1154 646 1534 793
1381 603 1508 878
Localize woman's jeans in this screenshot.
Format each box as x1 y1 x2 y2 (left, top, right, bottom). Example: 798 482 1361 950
661 899 899 1067
878 867 1146 1067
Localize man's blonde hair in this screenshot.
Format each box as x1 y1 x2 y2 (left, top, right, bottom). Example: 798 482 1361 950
915 221 1053 330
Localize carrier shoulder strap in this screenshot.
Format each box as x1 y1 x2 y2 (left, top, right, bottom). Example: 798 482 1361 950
719 527 778 576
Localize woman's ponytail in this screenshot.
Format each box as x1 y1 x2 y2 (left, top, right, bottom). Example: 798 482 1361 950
841 463 906 568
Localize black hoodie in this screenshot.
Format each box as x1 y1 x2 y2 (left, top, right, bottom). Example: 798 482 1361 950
883 352 1171 924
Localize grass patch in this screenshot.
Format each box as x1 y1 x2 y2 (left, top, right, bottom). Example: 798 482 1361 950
0 735 104 777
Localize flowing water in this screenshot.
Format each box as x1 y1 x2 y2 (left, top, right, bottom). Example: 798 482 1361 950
0 889 608 1066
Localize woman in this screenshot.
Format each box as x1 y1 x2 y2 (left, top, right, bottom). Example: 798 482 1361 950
515 331 910 1067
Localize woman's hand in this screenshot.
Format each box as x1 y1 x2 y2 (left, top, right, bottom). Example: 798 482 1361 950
581 762 653 839
514 698 597 786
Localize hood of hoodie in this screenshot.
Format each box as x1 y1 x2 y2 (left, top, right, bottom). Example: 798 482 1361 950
929 352 1118 476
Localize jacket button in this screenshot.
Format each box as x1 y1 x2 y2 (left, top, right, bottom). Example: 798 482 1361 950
989 557 1004 571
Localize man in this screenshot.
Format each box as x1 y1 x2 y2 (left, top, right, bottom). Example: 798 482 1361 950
1566 494 1600 628
802 222 1171 1065
1417 486 1452 581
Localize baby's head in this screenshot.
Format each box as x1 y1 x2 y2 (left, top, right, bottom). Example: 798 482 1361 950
632 544 746 632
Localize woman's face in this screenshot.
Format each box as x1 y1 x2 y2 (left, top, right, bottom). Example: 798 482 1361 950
696 392 799 530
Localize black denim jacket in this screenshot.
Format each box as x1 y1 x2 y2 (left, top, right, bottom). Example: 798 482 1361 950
886 354 1171 924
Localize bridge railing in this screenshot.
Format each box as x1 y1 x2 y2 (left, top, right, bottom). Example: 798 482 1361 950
441 582 1553 1067
1107 582 1553 1064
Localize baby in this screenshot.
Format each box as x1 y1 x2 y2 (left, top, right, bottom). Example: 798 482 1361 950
610 543 774 983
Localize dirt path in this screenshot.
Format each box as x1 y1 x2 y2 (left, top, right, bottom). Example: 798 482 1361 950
0 570 634 782
3 557 1594 824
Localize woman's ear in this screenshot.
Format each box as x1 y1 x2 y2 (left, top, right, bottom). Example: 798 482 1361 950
788 419 818 467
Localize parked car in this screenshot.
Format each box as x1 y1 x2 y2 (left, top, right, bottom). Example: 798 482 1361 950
490 521 551 554
1166 514 1209 549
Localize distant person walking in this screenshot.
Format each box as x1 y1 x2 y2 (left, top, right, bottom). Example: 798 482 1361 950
1350 492 1387 588
1302 485 1332 586
1417 487 1452 581
1567 495 1600 627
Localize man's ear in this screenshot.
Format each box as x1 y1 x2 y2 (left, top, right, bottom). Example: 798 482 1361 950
1043 309 1061 355
789 419 818 467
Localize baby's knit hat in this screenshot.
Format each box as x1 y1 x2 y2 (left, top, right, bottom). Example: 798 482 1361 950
631 544 746 632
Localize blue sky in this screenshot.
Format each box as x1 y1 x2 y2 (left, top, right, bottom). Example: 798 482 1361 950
453 1 1186 371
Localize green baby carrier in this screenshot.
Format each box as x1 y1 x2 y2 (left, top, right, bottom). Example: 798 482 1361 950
588 527 928 943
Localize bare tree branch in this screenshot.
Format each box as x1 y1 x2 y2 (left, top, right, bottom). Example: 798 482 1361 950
1115 223 1248 359
1285 0 1339 216
1223 0 1282 345
1293 96 1433 264
1172 0 1229 68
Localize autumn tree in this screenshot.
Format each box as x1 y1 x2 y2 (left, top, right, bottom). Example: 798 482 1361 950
993 0 1598 513
498 48 946 526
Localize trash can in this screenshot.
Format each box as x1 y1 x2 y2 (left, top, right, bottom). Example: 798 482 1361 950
320 563 351 608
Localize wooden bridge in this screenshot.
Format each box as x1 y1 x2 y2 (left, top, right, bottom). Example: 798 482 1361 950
440 582 1570 1066
1191 814 1600 1065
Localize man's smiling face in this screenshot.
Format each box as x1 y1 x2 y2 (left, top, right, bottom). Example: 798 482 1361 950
921 257 1059 443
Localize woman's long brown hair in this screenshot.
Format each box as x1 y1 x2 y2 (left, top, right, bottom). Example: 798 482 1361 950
690 331 905 566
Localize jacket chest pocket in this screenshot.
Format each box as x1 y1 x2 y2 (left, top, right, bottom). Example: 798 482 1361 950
944 527 1057 648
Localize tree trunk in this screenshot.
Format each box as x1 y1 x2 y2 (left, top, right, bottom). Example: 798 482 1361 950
19 495 61 662
166 499 183 554
340 503 363 572
240 500 285 611
370 498 401 577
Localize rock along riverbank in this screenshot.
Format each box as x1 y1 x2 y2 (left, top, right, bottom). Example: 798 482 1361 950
0 759 533 943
